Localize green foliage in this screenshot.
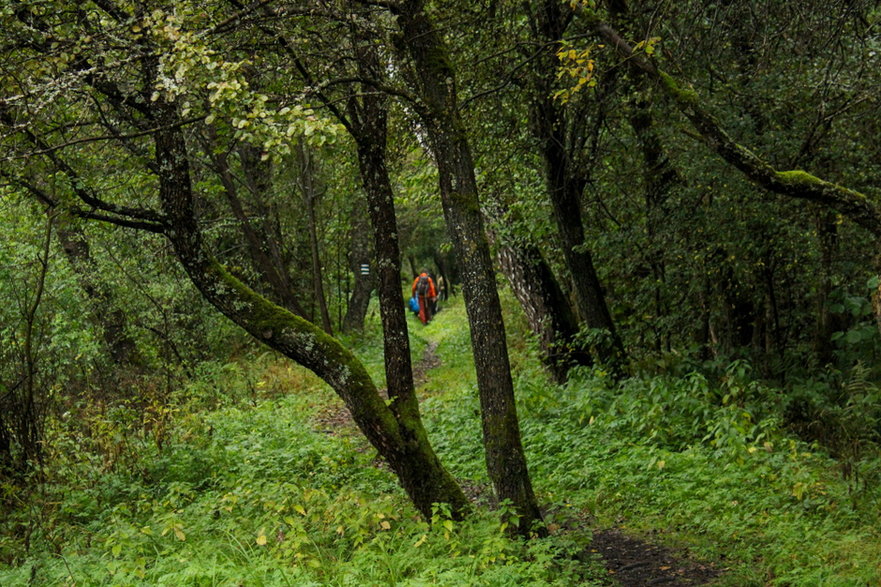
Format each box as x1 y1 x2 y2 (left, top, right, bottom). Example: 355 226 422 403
0 315 601 585
3 294 881 585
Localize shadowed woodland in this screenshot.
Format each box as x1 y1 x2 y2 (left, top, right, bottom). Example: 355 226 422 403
2 0 881 584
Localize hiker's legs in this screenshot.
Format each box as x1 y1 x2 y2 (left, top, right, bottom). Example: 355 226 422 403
418 295 428 324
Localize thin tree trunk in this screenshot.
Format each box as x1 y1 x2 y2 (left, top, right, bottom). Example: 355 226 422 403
815 209 838 364
395 0 543 534
11 212 54 473
342 202 376 333
297 141 334 336
238 143 302 310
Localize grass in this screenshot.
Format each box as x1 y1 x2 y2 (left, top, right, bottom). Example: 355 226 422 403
1 292 880 584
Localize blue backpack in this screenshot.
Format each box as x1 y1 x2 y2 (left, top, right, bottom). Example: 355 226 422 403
408 296 419 313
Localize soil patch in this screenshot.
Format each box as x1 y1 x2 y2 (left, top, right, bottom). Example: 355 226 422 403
590 528 721 586
412 340 441 387
313 339 441 434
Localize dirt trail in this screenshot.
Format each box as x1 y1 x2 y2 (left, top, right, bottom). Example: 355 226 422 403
314 340 722 585
590 528 720 585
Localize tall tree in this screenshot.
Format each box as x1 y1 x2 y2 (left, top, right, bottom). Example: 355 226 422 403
392 0 544 533
526 0 626 369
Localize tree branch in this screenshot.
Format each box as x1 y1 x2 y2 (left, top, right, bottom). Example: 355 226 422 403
580 12 881 236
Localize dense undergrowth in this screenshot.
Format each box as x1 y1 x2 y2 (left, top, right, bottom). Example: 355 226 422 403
2 294 880 585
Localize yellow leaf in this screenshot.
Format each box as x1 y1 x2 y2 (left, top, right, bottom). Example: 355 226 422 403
380 520 391 530
256 530 268 546
174 526 186 542
294 504 306 516
656 460 666 469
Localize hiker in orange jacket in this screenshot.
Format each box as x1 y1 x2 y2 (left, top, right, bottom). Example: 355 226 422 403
411 271 437 325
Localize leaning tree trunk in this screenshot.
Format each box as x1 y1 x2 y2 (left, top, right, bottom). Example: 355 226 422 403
348 23 469 514
395 0 543 534
151 100 467 520
486 201 590 382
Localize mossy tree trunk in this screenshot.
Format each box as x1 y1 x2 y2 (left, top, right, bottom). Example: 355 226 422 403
346 23 469 515
584 11 881 333
150 97 467 520
394 0 543 534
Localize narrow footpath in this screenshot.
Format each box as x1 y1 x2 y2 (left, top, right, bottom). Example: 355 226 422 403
315 326 721 586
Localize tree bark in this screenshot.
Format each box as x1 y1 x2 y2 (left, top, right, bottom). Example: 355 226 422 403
395 0 543 533
198 2 470 518
527 0 626 370
296 141 334 336
486 201 591 382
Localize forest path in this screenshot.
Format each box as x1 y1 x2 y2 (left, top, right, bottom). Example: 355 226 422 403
588 527 721 586
315 321 721 585
312 337 441 434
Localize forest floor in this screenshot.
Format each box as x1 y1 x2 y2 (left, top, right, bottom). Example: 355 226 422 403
316 334 722 586
589 528 720 586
